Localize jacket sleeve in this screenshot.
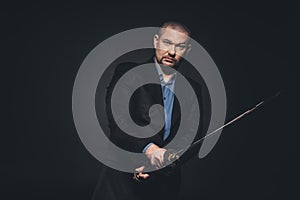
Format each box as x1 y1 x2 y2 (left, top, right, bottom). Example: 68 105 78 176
105 62 164 153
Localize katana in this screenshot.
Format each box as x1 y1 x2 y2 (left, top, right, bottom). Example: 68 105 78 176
166 91 281 162
134 91 281 179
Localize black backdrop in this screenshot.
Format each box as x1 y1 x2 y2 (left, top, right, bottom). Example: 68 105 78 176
3 1 299 200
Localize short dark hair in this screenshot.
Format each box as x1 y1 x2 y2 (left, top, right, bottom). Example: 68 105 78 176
158 21 191 36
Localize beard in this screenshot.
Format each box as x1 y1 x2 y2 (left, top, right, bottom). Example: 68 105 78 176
158 57 179 75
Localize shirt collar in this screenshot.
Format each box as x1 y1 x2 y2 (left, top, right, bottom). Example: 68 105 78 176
154 58 176 85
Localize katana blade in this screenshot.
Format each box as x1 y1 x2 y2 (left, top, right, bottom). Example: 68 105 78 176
134 91 281 175
174 91 281 156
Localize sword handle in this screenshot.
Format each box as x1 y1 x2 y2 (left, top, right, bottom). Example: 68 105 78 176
133 149 180 182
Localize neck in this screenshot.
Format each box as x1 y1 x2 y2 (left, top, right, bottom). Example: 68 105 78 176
155 59 176 82
162 72 174 83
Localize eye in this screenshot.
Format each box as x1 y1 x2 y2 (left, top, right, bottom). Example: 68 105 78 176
176 44 187 50
162 40 172 46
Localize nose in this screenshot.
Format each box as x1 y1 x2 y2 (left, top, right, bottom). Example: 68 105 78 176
168 45 176 57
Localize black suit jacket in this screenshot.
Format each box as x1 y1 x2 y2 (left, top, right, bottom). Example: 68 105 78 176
105 58 211 153
93 56 211 200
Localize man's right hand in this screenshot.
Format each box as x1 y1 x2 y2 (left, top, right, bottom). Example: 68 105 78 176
145 144 167 169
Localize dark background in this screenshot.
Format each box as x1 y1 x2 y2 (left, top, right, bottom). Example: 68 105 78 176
3 1 299 200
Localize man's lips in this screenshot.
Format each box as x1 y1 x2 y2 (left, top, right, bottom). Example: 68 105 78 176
163 57 176 64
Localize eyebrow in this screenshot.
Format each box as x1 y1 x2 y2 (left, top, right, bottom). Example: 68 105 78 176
162 39 186 45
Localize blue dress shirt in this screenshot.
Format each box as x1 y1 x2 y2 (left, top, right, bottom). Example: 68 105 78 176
142 60 176 152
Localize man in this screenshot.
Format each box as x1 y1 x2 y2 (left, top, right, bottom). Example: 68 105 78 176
93 21 211 200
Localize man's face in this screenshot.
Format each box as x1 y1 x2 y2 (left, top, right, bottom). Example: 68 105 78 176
154 27 191 67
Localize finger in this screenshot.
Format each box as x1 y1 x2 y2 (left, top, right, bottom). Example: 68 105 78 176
159 153 164 165
138 173 150 179
150 158 156 167
155 156 161 168
156 153 164 167
135 166 145 173
154 157 163 169
150 157 159 169
133 173 140 182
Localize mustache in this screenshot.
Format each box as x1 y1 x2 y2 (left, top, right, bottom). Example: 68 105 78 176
162 56 176 62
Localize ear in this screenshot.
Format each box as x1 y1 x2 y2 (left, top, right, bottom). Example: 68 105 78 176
153 34 159 48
